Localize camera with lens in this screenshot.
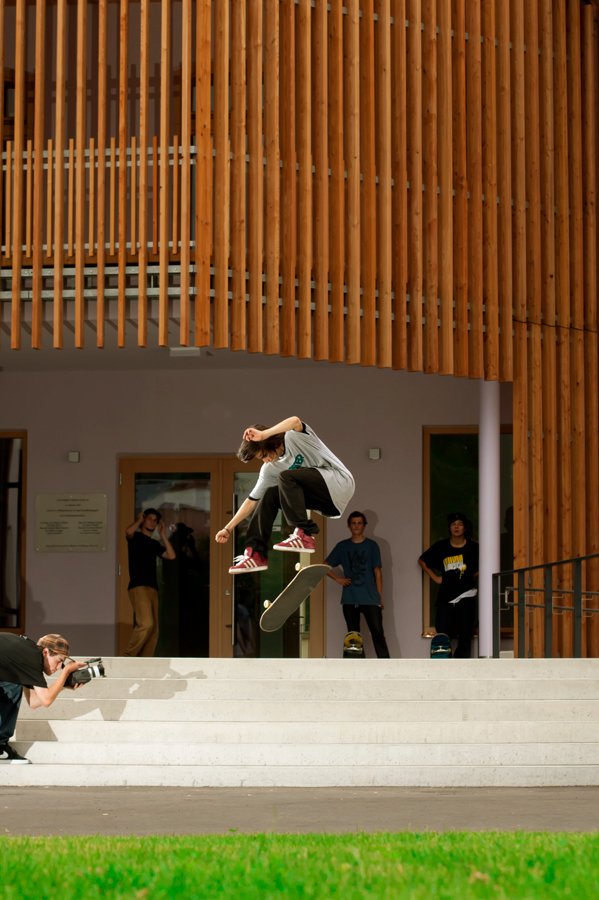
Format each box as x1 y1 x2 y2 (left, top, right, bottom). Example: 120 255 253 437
64 657 106 687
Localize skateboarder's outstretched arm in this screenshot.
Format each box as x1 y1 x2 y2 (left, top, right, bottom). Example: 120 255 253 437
215 496 258 544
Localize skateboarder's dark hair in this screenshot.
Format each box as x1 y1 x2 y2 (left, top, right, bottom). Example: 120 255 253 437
237 425 285 463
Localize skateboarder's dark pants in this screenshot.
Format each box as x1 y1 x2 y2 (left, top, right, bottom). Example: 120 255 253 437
343 604 391 659
245 469 339 554
435 596 477 658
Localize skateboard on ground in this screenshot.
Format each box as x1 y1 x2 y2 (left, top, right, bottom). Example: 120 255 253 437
259 563 330 633
430 632 452 658
343 630 365 658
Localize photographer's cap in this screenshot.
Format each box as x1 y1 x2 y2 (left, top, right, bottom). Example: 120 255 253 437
37 634 70 657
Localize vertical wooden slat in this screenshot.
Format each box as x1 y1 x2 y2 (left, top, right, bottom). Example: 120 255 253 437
67 138 74 258
213 0 230 348
45 138 53 259
195 0 212 346
179 0 192 346
96 0 107 347
406 0 423 370
280 0 297 356
452 0 468 376
158 0 171 346
482 0 498 379
172 135 179 251
31 0 46 348
328 0 344 362
297 0 312 359
581 5 599 631
437 0 452 375
247 0 264 352
511 0 528 573
466 0 482 377
553 0 572 578
524 0 543 656
24 140 31 259
4 139 11 255
391 0 407 369
129 135 136 254
360 0 376 366
109 136 116 256
263 0 280 354
152 136 158 254
10 0 25 349
230 0 247 350
117 0 128 346
53 0 67 348
422 0 437 374
567 0 586 563
88 137 95 258
312 0 329 360
375 0 392 368
496 0 512 382
539 0 557 569
138 0 149 346
75 0 87 348
0 0 5 280
346 0 361 364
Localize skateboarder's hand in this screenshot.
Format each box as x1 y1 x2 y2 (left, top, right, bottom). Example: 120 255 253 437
243 426 264 442
216 527 231 543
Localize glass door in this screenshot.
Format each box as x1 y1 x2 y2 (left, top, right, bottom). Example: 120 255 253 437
118 456 327 657
231 472 305 658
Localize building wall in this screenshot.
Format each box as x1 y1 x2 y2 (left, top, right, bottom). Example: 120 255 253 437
0 361 504 659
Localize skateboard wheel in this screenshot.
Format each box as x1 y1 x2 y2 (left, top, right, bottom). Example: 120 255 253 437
263 600 271 609
294 562 301 572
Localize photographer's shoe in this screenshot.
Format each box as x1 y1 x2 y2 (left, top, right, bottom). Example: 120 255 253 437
0 743 30 764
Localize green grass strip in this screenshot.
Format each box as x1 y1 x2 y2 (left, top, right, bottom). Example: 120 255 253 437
1 833 598 899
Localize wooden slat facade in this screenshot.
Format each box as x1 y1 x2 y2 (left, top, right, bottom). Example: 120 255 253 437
0 0 598 656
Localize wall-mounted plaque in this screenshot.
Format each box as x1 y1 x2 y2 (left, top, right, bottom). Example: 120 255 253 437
35 493 108 552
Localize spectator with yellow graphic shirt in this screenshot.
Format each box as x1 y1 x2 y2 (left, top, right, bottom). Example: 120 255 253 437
418 513 479 658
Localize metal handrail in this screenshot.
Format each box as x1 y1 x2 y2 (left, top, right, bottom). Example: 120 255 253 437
492 552 599 658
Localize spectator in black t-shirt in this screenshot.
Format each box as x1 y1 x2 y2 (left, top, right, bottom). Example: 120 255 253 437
419 513 479 658
124 508 175 657
0 632 86 764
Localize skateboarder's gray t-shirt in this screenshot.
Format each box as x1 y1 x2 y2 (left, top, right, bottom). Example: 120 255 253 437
250 423 355 518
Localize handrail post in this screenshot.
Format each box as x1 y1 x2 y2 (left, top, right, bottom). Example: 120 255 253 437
492 572 500 657
517 570 526 658
573 559 582 658
544 565 553 658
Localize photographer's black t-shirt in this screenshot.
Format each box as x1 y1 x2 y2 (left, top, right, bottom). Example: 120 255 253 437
0 634 46 688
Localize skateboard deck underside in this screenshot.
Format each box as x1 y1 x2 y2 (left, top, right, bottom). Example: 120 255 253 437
259 564 330 633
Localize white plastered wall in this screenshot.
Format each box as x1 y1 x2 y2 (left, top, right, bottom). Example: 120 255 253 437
0 360 508 658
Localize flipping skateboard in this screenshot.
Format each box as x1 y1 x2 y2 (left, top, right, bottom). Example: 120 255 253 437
343 630 365 658
259 563 330 633
430 632 452 658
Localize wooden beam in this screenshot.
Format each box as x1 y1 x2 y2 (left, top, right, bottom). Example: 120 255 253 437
376 0 392 368
213 0 230 348
297 0 312 359
406 0 423 370
10 0 25 349
264 0 280 354
391 0 408 370
422 0 438 374
96 0 107 347
195 0 212 346
328 0 344 362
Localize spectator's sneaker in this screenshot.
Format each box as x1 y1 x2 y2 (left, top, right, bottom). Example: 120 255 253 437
273 528 316 553
228 548 268 574
0 743 30 765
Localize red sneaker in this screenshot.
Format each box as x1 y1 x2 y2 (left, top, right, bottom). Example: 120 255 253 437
228 548 268 574
273 528 316 553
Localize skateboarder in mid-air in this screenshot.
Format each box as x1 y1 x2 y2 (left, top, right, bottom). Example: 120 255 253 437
215 416 355 574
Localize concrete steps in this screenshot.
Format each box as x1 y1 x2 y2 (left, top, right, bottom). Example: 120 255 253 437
5 658 599 787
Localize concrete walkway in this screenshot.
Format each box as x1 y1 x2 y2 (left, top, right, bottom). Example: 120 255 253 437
2 787 598 835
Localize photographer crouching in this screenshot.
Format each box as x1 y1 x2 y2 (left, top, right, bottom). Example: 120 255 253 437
0 633 88 765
